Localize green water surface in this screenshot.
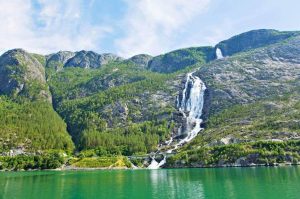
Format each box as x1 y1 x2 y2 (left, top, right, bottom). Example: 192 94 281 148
0 167 299 199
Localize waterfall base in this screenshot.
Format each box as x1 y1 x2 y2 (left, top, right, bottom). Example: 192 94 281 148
147 156 166 169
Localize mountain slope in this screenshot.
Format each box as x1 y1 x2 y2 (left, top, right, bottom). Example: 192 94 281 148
0 49 74 153
47 62 182 154
198 35 300 118
0 29 299 162
216 29 300 57
0 49 51 102
167 32 300 167
148 46 216 73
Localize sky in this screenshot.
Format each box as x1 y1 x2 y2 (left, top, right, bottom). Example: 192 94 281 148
0 0 299 58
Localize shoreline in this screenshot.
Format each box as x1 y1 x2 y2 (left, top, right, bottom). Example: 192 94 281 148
60 162 300 171
2 162 300 172
164 162 300 169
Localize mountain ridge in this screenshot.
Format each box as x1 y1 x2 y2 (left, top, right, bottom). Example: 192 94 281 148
0 29 299 169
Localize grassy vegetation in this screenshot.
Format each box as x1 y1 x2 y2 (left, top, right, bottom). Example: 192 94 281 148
0 150 133 170
69 156 132 168
167 140 300 167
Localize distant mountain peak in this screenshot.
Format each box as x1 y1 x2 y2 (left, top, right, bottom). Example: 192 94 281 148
216 29 300 57
0 48 51 101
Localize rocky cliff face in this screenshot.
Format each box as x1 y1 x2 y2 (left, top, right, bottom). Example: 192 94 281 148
0 49 74 152
180 33 300 154
216 29 300 57
64 51 123 69
46 51 75 71
45 50 124 70
0 49 51 102
127 54 153 69
197 35 300 117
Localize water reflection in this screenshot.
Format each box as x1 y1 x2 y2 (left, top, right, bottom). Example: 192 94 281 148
149 169 205 199
0 167 300 199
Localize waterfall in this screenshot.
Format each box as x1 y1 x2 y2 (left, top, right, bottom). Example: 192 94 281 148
147 156 167 169
176 73 206 146
148 72 206 169
216 48 224 59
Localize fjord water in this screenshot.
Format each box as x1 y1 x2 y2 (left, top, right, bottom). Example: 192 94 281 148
1 167 300 199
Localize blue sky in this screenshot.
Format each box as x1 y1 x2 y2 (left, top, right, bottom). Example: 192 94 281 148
0 0 299 57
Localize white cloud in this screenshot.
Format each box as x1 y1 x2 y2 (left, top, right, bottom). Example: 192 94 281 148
115 0 211 57
0 0 111 55
0 0 33 54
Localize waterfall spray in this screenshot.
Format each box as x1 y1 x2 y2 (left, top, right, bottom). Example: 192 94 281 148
148 72 206 169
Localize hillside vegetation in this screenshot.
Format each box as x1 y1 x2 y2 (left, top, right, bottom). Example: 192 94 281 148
0 50 74 154
0 29 299 170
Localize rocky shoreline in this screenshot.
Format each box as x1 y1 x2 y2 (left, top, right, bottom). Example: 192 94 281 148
164 162 300 169
2 163 300 172
2 159 300 171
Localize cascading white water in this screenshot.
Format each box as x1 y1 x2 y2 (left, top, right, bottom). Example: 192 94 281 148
147 156 167 169
148 72 206 169
216 48 224 59
177 73 206 145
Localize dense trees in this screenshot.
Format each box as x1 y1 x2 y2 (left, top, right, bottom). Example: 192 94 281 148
0 96 74 152
0 60 179 158
48 62 177 155
79 120 172 155
0 151 65 170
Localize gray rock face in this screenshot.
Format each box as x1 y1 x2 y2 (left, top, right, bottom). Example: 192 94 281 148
128 54 153 69
0 49 51 101
102 101 129 126
46 51 75 71
197 36 300 117
216 29 300 57
99 74 182 129
64 51 123 69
